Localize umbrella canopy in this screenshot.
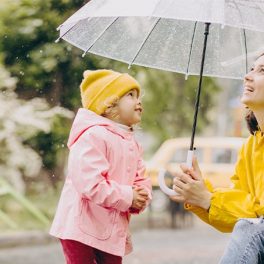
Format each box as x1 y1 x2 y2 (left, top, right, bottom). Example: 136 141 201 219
56 0 264 195
57 0 264 79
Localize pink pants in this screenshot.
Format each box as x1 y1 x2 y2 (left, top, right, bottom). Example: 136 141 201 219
60 239 122 264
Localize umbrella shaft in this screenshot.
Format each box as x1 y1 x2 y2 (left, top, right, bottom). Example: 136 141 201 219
190 22 211 151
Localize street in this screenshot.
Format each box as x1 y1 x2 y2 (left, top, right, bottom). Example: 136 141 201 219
0 217 230 264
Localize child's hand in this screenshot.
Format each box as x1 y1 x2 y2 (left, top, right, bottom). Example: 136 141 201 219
131 186 149 210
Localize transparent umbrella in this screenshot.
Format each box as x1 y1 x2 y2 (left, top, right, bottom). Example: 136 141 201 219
56 0 264 195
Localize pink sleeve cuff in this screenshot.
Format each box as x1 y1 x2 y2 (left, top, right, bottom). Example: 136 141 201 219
115 185 133 212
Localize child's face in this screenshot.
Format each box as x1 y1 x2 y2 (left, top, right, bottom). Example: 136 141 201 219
116 89 143 127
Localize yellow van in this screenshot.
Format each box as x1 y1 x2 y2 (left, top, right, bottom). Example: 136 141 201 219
145 137 245 189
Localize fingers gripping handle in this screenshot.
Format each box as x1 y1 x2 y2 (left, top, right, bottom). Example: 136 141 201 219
158 150 194 196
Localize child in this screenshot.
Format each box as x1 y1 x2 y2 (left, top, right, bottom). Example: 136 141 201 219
50 69 152 264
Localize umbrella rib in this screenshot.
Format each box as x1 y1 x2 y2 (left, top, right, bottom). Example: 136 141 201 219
242 29 248 73
231 0 249 73
257 3 264 15
231 0 264 12
185 21 198 80
82 17 119 57
128 17 161 69
55 21 82 43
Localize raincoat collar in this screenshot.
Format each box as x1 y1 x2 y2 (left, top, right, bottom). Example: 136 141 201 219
67 108 134 148
253 130 264 137
253 130 264 145
106 118 133 132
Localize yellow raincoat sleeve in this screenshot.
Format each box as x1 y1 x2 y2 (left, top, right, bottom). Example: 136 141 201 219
185 143 258 233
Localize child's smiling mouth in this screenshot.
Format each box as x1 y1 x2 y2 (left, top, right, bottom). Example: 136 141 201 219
135 107 143 113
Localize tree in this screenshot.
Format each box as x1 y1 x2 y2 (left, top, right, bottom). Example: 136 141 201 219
0 63 73 193
0 0 90 187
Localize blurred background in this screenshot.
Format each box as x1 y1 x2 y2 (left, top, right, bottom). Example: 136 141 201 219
0 1 250 263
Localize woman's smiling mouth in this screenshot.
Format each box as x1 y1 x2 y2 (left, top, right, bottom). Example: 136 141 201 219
244 86 254 93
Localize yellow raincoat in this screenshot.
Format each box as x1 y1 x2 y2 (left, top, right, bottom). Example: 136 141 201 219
185 131 264 233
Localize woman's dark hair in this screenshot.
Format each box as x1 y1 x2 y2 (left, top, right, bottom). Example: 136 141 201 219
245 52 264 134
245 110 258 135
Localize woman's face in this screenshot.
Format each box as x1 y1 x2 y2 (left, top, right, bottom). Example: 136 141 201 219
241 55 264 110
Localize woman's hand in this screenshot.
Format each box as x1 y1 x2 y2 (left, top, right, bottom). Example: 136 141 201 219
170 157 212 210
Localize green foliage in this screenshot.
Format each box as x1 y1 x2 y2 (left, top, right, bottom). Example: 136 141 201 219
141 70 220 142
0 0 94 108
27 116 71 170
0 1 88 177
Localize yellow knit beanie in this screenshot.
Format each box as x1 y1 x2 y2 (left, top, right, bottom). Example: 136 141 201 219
80 69 141 115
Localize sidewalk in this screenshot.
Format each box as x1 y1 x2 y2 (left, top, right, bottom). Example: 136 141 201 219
0 217 230 264
0 209 189 249
0 230 54 249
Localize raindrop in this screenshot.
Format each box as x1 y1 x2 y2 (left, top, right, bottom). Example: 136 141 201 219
4 35 7 39
26 54 30 58
61 144 65 148
39 50 43 53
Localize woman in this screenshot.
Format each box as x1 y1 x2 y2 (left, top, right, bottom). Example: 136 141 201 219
171 53 264 263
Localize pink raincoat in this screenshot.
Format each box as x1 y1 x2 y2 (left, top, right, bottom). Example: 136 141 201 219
50 108 152 257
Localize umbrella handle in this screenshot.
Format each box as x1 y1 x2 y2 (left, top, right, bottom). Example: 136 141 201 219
158 169 178 196
186 150 194 169
158 150 194 196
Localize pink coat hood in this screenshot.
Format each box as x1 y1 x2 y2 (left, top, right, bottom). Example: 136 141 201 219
67 108 131 148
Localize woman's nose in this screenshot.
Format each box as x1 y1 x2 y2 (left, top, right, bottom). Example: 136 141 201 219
244 71 253 82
